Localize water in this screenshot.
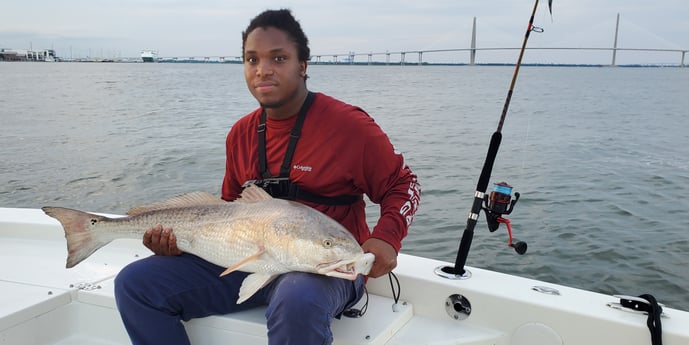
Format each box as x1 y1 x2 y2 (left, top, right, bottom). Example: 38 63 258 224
2 62 688 311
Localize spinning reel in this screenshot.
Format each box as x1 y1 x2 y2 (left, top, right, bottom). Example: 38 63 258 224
483 182 527 255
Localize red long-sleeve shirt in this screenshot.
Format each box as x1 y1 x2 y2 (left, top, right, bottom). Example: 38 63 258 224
221 92 420 252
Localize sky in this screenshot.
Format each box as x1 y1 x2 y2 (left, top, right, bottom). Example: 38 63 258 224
2 0 688 65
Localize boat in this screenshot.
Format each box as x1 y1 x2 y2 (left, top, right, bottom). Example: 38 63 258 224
1 206 688 345
140 50 158 63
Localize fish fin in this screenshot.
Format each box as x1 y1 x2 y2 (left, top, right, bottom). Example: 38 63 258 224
236 273 276 304
127 191 224 216
236 184 273 204
219 246 266 277
42 207 113 268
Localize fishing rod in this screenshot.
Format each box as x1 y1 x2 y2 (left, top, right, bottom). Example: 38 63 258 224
439 0 553 278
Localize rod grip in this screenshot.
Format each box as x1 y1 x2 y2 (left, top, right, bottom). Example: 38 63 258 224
476 132 502 194
449 131 503 274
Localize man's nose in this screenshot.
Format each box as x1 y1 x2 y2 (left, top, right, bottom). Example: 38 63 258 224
256 60 273 76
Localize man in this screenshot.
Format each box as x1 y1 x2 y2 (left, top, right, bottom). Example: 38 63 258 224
114 9 420 345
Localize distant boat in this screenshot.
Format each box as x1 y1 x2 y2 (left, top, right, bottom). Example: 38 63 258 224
140 50 158 62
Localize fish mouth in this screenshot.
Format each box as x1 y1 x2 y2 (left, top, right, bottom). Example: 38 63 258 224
317 253 375 280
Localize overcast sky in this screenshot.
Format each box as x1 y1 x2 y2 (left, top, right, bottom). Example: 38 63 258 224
2 1 687 64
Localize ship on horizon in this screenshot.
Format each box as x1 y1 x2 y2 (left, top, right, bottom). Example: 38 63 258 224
140 50 158 62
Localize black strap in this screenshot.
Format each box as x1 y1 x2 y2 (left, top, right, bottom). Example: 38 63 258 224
257 120 268 178
286 184 360 205
244 178 360 205
258 92 315 178
254 92 360 206
280 92 314 177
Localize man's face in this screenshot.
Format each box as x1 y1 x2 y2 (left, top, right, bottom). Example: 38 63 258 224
243 27 307 111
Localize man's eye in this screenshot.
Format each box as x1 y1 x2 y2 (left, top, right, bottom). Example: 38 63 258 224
274 56 286 62
246 57 257 63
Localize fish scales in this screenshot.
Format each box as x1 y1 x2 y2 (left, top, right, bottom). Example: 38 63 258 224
42 184 375 303
97 202 316 271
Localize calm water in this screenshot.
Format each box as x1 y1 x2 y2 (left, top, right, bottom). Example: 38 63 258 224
1 62 688 311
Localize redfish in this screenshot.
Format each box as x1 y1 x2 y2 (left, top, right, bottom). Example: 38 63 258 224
42 184 374 303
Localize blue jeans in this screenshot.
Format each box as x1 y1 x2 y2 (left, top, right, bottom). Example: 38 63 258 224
114 253 365 345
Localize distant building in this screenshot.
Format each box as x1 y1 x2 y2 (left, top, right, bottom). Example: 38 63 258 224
0 48 57 61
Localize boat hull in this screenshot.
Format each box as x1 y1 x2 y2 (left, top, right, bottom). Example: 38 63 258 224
1 207 688 344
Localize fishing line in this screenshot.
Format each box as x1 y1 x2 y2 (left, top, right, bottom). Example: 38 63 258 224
517 117 531 184
514 103 534 190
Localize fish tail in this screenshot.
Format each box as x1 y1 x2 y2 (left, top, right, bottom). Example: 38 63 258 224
42 206 112 268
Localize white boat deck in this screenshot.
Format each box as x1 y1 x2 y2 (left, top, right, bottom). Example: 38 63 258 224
2 207 689 345
0 209 436 345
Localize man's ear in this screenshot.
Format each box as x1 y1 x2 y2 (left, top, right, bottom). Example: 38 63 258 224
300 61 308 77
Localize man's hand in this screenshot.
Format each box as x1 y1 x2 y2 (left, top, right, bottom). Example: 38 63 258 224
361 238 397 278
143 224 183 256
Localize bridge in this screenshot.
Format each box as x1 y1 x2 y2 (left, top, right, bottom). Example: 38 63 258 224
311 15 686 67
154 14 685 67
154 45 687 67
310 47 687 67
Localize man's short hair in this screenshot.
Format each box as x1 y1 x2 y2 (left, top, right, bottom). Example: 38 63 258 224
242 9 311 62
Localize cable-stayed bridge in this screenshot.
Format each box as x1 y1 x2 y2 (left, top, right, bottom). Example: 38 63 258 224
157 14 686 67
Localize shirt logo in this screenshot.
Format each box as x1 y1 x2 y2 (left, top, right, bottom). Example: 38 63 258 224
293 164 313 172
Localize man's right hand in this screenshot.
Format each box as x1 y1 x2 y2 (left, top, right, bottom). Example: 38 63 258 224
143 224 183 256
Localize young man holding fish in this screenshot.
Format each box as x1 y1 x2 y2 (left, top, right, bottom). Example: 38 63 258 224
113 9 420 345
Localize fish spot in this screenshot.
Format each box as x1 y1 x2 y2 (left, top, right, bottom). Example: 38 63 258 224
323 239 333 248
90 219 98 225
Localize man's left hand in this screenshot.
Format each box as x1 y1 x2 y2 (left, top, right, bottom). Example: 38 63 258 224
361 238 397 278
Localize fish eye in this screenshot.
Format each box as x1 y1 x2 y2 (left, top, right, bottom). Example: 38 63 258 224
322 239 333 248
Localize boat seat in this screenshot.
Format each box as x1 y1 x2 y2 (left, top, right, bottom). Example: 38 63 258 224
0 276 412 345
183 293 413 345
80 277 414 345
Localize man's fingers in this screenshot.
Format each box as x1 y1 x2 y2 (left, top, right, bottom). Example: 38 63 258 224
141 225 181 256
361 238 398 278
143 225 167 255
163 229 182 255
368 258 397 278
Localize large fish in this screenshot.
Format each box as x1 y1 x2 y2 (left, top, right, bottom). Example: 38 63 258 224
42 184 374 303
